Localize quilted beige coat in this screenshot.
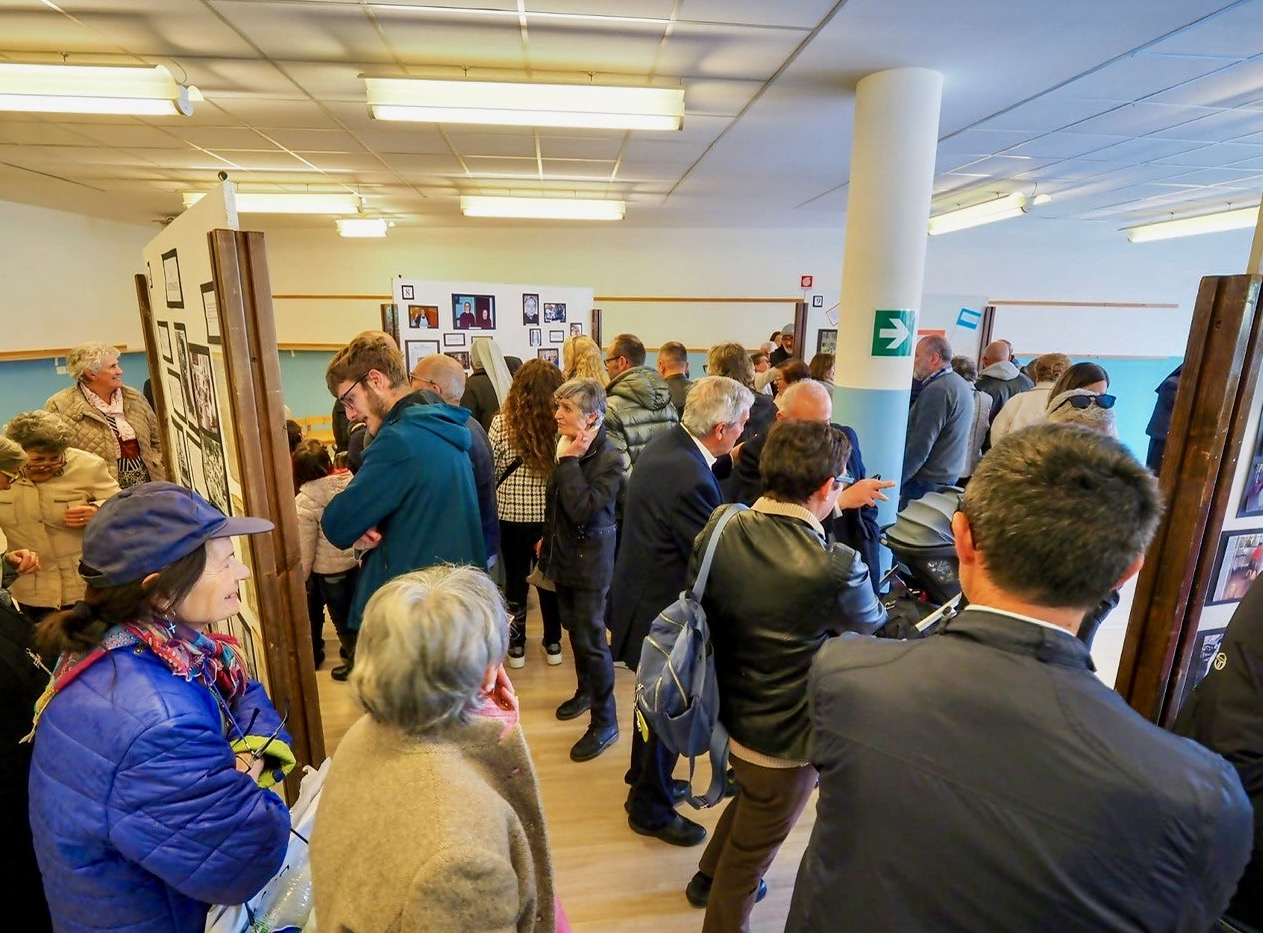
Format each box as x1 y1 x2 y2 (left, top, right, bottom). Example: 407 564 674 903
45 384 167 484
0 448 119 610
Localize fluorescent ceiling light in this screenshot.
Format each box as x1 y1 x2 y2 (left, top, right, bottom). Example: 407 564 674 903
370 4 670 26
460 196 625 221
336 217 389 238
183 192 361 214
364 77 683 131
0 63 196 116
928 192 1030 236
1126 206 1259 243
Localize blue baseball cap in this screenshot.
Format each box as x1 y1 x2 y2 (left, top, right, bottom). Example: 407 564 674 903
81 481 273 586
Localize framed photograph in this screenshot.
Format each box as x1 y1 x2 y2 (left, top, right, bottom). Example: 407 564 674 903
157 321 173 364
379 302 399 342
161 248 184 308
817 328 838 355
543 302 567 324
443 332 466 348
201 282 221 345
1207 529 1263 605
1177 626 1228 712
529 328 542 348
1239 418 1263 517
202 435 230 515
538 348 560 366
172 323 194 415
401 284 415 301
452 293 496 330
407 304 439 329
523 294 540 325
812 294 824 308
445 350 472 371
549 329 565 343
405 339 441 373
188 344 220 436
185 433 206 499
176 429 193 488
165 368 186 420
569 322 583 336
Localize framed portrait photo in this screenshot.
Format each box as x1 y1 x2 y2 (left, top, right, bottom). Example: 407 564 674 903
569 322 583 336
407 304 439 329
1239 416 1263 517
817 329 838 356
529 328 542 347
1207 528 1263 606
452 293 496 330
523 293 540 325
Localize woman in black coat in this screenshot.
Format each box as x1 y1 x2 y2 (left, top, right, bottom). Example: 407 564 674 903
540 377 623 764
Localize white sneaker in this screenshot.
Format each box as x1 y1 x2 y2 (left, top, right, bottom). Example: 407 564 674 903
542 642 563 666
507 645 526 669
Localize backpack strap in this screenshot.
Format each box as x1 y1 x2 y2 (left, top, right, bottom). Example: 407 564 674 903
692 503 747 601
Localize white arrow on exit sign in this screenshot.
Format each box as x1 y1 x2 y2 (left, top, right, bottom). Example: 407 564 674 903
878 316 910 350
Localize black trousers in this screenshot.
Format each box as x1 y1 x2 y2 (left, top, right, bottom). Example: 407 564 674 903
556 583 616 730
499 520 562 645
626 720 680 828
312 566 360 659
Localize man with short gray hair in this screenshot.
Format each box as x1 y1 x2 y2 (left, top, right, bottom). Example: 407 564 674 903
610 376 752 847
789 423 1253 932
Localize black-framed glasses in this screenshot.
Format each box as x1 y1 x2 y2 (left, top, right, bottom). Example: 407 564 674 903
1052 392 1115 414
604 356 621 365
336 372 370 411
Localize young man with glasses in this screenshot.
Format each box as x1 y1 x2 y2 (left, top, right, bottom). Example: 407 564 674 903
320 332 484 681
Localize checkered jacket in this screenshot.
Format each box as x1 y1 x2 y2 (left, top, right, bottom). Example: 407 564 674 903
488 414 549 524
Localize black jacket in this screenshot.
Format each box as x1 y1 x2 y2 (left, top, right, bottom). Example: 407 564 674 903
746 392 776 441
609 426 722 667
664 373 693 416
460 370 501 433
787 608 1253 933
690 501 885 762
541 425 622 591
1174 577 1263 928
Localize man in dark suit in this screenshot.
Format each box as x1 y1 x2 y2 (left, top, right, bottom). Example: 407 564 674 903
788 424 1253 933
609 376 754 847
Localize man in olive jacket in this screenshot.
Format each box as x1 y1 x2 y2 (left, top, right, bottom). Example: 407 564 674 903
788 424 1253 933
603 333 679 475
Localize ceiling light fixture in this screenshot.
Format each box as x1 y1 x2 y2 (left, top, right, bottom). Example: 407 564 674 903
0 63 198 116
927 192 1046 236
183 192 362 214
460 196 625 221
370 4 670 26
1125 205 1259 243
364 77 684 131
336 217 389 238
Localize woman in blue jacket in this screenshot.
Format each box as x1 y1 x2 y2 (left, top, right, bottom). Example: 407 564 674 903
27 482 293 933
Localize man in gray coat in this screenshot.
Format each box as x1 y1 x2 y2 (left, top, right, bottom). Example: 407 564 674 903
901 334 973 509
787 424 1253 933
976 337 1034 423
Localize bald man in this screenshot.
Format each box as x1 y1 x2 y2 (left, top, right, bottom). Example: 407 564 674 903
976 338 1034 425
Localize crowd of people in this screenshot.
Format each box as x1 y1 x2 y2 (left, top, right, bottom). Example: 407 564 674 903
1 328 1259 933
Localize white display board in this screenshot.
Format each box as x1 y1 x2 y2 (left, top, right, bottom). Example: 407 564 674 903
390 278 594 372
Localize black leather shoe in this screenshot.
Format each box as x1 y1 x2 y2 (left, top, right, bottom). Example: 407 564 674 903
628 812 707 847
555 693 592 721
684 871 768 909
671 779 691 803
330 661 353 682
570 725 618 762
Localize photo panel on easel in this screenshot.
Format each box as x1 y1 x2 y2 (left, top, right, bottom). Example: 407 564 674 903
175 429 193 487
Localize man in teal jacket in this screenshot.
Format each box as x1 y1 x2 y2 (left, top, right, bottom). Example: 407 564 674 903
322 332 483 680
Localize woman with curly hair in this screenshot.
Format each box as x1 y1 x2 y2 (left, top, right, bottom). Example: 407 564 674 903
489 359 565 668
562 334 608 386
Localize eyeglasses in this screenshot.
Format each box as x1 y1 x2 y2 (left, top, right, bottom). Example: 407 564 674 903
604 356 622 366
336 372 370 412
23 453 65 474
1052 393 1116 414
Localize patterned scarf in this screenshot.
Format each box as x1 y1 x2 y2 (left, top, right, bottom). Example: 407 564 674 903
29 619 249 737
81 384 137 442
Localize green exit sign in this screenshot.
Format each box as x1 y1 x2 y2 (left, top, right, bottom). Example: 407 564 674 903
871 309 915 356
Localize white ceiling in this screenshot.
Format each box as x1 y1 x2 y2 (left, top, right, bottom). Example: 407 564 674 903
3 0 1263 229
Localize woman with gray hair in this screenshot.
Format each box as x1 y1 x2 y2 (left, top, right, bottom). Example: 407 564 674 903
44 342 165 487
539 377 623 763
311 564 560 932
0 412 118 622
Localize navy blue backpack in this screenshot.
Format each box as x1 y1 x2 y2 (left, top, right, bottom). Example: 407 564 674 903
634 503 746 808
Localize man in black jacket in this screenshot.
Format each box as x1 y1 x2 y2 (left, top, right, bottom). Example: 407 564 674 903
609 376 753 847
788 424 1252 933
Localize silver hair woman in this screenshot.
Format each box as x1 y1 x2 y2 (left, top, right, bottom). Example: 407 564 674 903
44 341 166 488
311 565 561 932
1 411 118 621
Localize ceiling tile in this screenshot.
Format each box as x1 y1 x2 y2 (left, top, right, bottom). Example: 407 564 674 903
1004 133 1127 159
212 1 394 63
1150 166 1263 187
1148 107 1263 142
525 21 666 73
1142 2 1263 58
369 8 527 69
292 152 388 172
67 123 189 148
257 128 365 151
0 123 104 146
1070 102 1216 136
1145 59 1263 109
194 148 313 170
538 135 624 159
972 92 1123 134
525 0 677 18
657 22 805 80
448 133 538 158
675 0 833 29
1152 141 1263 167
541 158 617 179
464 155 540 177
936 128 1037 156
615 160 689 180
1058 52 1232 102
214 98 337 129
379 152 466 174
170 126 277 149
1080 136 1212 163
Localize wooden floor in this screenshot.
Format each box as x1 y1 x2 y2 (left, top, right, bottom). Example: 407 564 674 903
313 604 816 932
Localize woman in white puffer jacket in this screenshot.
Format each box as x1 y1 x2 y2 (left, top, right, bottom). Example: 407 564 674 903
294 439 360 674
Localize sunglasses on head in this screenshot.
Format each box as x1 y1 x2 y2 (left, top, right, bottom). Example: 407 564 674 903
1053 392 1115 413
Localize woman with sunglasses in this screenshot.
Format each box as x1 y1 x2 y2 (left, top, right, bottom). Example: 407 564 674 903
0 411 119 623
1046 388 1118 437
27 482 294 933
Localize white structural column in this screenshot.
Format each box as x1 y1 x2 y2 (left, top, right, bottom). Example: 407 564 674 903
832 67 943 531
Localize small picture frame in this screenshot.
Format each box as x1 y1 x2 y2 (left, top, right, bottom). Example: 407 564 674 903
817 329 837 356
1207 528 1263 605
529 328 542 347
569 322 583 336
543 302 567 324
158 321 173 364
549 329 565 343
538 348 560 366
407 305 439 329
443 332 466 348
1239 415 1263 517
405 339 441 372
812 294 824 308
452 293 496 330
201 282 220 345
162 248 184 309
445 350 472 371
401 284 415 300
523 294 540 325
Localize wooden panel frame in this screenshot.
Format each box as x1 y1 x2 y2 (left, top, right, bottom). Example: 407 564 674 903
1117 274 1262 724
209 229 325 789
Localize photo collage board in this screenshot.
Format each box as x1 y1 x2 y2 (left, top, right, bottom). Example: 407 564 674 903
141 185 265 680
389 278 595 374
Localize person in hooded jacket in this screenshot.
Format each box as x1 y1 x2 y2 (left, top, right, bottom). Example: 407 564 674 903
321 332 484 680
601 333 679 475
975 338 1034 428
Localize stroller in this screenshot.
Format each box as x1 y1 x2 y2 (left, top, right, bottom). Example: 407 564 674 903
877 488 965 639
